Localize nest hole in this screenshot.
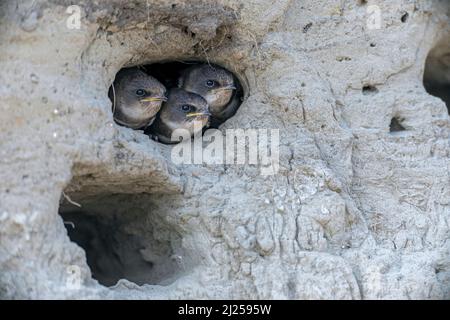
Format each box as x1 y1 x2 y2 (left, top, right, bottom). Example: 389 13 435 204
109 60 244 142
59 193 187 287
362 85 379 95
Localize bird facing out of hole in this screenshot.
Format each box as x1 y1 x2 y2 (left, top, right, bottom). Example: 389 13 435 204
148 88 211 144
178 64 238 125
110 67 167 129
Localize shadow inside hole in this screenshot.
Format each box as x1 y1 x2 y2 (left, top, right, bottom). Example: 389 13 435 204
423 41 450 114
60 194 186 287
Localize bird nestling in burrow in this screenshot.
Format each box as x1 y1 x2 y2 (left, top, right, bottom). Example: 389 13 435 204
178 64 240 127
110 67 167 129
147 88 211 144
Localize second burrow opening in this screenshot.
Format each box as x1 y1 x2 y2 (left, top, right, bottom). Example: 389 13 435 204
109 61 244 144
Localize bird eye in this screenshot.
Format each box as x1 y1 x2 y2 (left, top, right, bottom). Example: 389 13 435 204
205 80 216 88
181 104 192 112
135 89 146 96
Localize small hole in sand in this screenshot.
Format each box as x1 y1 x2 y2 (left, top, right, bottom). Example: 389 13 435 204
59 193 188 287
423 40 450 114
108 61 244 144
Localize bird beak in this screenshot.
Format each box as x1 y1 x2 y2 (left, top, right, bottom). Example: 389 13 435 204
140 96 168 102
186 111 211 118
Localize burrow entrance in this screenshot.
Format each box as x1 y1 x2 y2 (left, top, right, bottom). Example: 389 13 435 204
59 193 189 287
60 60 245 287
423 40 450 113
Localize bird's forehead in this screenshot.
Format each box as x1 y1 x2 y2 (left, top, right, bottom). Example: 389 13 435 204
129 76 164 90
188 98 208 109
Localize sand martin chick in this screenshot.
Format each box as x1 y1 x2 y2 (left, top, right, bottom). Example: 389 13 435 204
148 88 210 144
110 67 167 129
178 64 238 126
